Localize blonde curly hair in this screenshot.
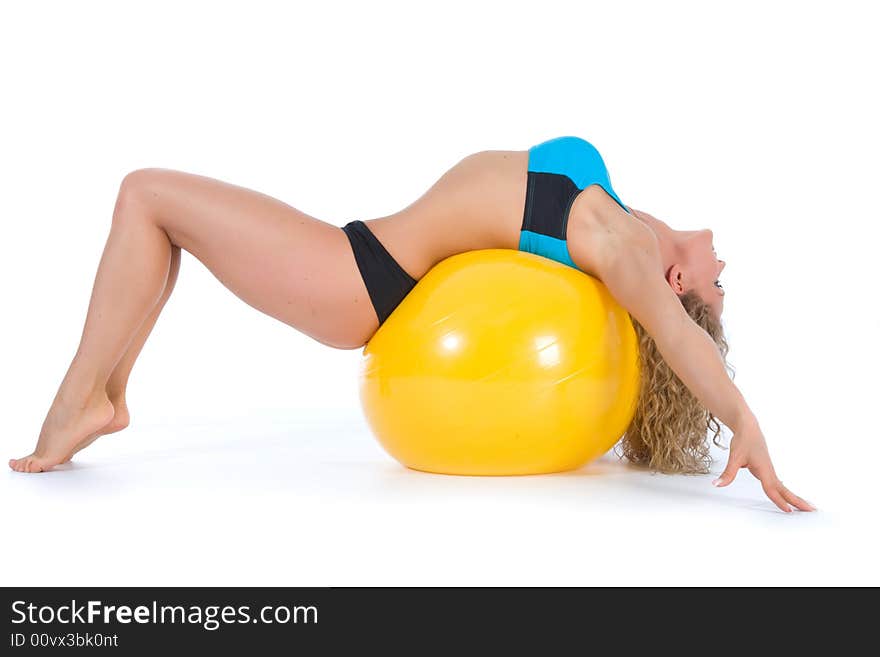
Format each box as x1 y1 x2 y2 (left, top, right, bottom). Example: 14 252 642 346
616 290 735 474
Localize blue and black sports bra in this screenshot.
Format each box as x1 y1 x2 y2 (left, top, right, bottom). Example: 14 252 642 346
518 135 631 271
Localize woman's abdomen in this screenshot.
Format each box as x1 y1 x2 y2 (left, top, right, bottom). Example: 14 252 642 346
364 149 529 281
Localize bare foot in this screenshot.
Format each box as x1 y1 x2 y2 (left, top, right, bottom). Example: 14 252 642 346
60 398 131 463
9 391 115 473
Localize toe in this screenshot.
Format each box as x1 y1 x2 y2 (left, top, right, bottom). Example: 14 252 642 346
10 453 58 473
34 456 55 473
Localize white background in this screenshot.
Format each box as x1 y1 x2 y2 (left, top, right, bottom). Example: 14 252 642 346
1 0 877 586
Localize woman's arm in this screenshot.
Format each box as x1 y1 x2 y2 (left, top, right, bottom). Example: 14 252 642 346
599 228 748 427
586 223 815 512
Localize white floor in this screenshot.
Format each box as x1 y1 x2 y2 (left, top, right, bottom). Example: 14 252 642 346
2 406 872 587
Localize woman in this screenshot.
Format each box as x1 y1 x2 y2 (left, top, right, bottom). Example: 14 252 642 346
9 136 814 513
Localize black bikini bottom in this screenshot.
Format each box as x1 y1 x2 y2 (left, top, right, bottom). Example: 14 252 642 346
341 220 418 325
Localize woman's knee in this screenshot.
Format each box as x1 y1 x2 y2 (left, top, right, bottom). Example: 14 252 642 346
113 168 167 222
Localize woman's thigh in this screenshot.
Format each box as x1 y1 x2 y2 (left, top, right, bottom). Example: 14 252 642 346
120 168 378 349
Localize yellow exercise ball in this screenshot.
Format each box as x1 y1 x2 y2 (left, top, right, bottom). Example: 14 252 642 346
359 249 640 476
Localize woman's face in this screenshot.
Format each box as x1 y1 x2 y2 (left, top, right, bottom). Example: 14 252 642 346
627 208 726 319
676 228 726 318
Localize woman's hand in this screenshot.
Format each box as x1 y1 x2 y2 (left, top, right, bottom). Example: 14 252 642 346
713 413 816 512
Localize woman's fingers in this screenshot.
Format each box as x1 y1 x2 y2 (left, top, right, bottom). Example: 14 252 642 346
712 454 744 487
762 480 793 513
780 485 817 512
762 478 815 513
714 448 816 513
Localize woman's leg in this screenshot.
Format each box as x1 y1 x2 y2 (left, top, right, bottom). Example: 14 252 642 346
60 245 182 462
105 245 182 424
11 168 380 473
